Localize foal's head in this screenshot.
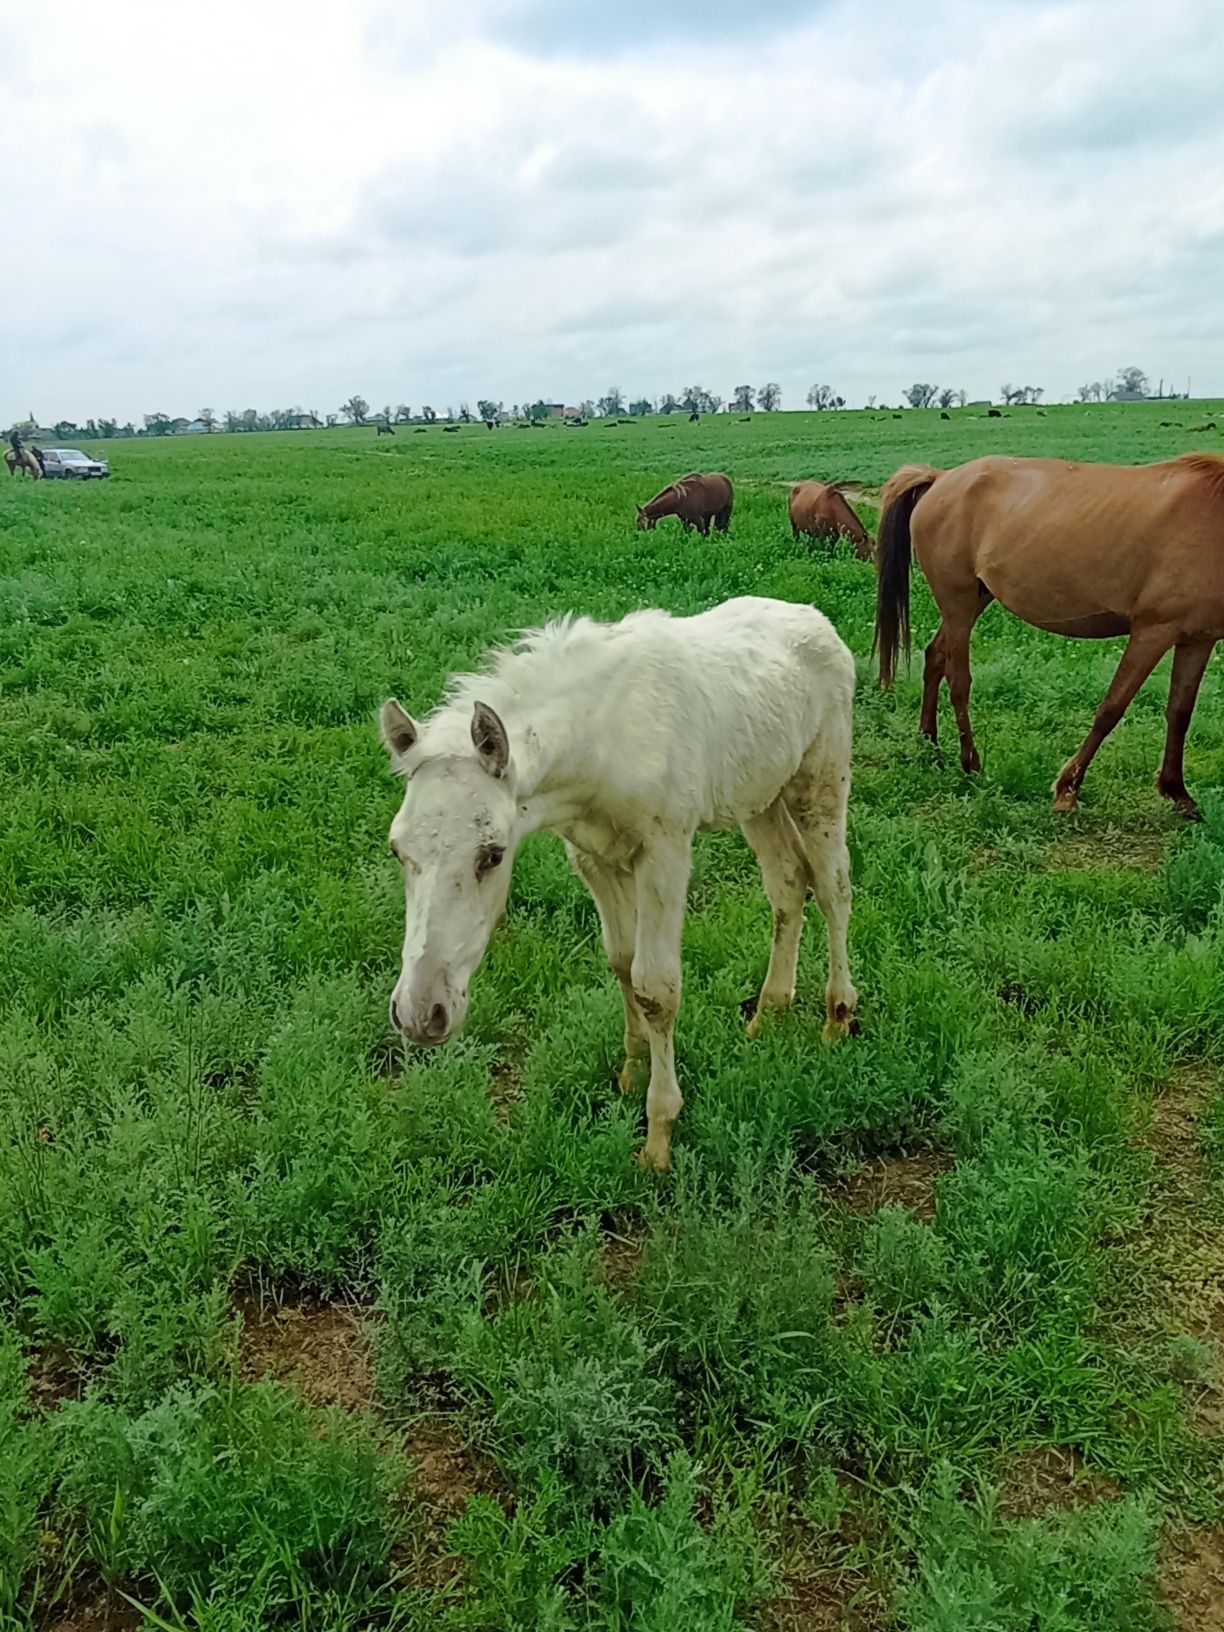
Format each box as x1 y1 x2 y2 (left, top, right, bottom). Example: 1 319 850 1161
380 698 519 1046
636 505 656 530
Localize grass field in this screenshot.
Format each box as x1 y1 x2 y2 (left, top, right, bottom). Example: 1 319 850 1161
3 403 1224 1630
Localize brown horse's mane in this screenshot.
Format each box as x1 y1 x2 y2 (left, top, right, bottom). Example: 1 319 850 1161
1175 452 1224 504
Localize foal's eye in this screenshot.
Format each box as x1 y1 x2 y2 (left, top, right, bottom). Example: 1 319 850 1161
476 845 505 879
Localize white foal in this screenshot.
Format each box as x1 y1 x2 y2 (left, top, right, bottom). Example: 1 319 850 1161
379 595 857 1171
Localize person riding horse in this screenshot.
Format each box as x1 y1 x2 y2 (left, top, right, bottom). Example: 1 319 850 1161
8 429 23 457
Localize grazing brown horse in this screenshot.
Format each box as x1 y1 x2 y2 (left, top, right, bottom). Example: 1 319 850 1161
788 480 873 559
874 453 1224 817
636 472 733 535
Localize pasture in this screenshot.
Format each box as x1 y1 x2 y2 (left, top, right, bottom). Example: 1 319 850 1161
2 403 1224 1630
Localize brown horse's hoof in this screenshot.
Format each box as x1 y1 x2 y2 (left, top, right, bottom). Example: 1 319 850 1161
1052 786 1079 813
1173 797 1203 821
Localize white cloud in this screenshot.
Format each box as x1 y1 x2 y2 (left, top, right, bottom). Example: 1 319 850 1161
4 0 1222 423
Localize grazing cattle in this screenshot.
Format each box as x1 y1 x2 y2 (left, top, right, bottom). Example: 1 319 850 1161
379 596 857 1171
986 407 1002 418
376 422 395 436
874 453 1224 816
788 480 873 560
1189 422 1217 433
738 416 751 422
443 425 461 433
940 411 950 420
636 472 733 535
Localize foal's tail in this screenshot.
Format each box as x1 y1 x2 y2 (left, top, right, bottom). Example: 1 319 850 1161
873 464 939 688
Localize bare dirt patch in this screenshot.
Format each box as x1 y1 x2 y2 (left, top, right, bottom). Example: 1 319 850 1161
397 1420 509 1590
1161 1524 1224 1630
597 1230 645 1291
1043 829 1166 873
831 1150 951 1223
42 1578 144 1632
26 1344 85 1410
756 1571 886 1631
996 1445 1119 1521
236 1293 378 1411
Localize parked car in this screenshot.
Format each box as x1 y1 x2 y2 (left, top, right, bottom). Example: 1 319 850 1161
41 447 110 479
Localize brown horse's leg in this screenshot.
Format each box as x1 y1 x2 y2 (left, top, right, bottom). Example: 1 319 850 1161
942 617 981 773
1156 639 1214 818
1052 626 1172 812
920 626 945 744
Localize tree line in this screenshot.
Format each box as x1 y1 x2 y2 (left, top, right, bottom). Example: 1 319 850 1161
8 363 1182 442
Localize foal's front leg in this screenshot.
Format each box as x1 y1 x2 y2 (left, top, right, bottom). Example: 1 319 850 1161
566 844 649 1090
631 836 692 1172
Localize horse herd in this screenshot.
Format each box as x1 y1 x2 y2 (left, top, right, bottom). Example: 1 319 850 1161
381 447 1224 1169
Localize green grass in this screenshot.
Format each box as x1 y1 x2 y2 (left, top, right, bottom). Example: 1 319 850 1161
2 403 1224 1628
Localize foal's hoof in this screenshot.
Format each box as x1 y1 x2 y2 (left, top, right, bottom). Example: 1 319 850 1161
636 1140 671 1174
617 1057 648 1094
821 1003 857 1044
1052 787 1079 814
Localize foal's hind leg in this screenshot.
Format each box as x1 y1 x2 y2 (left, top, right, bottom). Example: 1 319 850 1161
1052 625 1172 812
784 750 856 1042
740 800 808 1038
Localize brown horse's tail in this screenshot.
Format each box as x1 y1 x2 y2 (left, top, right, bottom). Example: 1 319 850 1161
873 464 939 687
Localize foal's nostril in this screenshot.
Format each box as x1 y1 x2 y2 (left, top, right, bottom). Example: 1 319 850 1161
427 1002 449 1039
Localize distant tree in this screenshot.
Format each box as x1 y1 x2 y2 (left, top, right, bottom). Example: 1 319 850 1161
143 412 172 436
341 395 369 424
955 389 967 408
421 405 437 422
98 419 119 438
903 383 938 409
680 385 705 414
936 388 956 410
659 392 680 415
223 410 240 432
326 413 338 427
444 406 455 422
241 408 259 432
197 407 217 433
629 399 652 416
458 402 474 422
477 399 499 422
758 382 781 411
577 399 596 419
807 383 841 410
1110 366 1149 401
702 391 724 414
394 404 412 423
53 419 78 438
731 385 755 412
527 400 552 422
866 394 877 410
1076 383 1094 402
597 387 626 417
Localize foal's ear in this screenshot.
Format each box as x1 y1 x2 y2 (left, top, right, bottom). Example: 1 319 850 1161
471 701 510 779
380 698 419 760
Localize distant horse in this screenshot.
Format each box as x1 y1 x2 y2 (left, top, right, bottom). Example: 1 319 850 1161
788 480 873 560
5 447 41 478
874 453 1224 816
378 597 857 1170
637 472 733 535
376 422 395 436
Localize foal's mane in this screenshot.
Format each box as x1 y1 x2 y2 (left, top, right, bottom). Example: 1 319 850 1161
1176 452 1224 504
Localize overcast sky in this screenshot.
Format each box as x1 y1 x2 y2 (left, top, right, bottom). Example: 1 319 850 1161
4 0 1222 424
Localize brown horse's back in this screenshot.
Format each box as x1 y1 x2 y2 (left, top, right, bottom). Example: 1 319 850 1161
913 455 1224 638
640 471 733 532
789 481 872 558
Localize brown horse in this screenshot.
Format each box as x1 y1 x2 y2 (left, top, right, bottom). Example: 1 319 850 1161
636 472 733 535
5 447 41 478
874 453 1224 817
788 480 873 559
